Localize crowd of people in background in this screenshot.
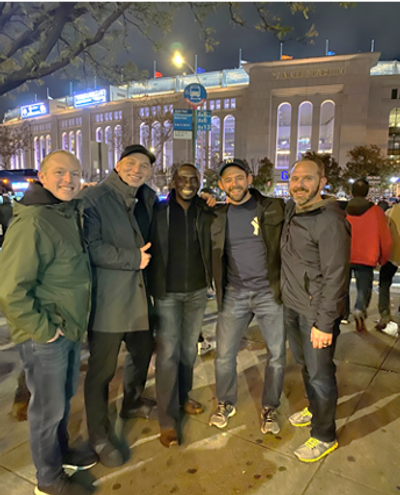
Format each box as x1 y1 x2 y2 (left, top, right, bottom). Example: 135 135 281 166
0 147 399 495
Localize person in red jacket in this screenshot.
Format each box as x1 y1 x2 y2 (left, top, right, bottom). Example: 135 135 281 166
345 179 392 332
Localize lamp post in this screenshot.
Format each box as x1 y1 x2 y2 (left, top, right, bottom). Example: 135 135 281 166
173 52 201 166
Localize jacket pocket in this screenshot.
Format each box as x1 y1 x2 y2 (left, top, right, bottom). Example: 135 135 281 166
304 271 313 305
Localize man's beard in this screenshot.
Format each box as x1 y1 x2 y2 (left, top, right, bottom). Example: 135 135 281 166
225 187 248 203
290 184 320 207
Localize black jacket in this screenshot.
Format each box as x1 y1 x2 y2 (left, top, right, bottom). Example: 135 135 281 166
147 193 212 299
82 170 157 332
281 198 351 334
211 189 285 310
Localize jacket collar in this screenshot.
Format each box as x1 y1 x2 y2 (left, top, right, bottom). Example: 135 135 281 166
104 169 156 210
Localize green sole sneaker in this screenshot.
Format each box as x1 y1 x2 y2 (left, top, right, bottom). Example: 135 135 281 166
289 407 312 427
294 438 338 463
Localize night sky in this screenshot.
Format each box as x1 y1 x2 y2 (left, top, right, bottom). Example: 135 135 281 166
2 2 400 119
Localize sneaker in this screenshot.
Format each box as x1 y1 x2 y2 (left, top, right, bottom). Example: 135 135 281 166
209 401 236 429
197 339 215 356
62 447 98 471
34 472 93 495
260 407 280 435
294 437 338 463
381 321 399 337
340 319 350 325
93 439 124 468
289 407 312 427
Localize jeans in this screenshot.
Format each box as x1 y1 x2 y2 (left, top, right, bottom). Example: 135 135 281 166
154 287 208 428
18 337 81 486
345 264 374 319
84 329 154 443
284 306 339 442
379 261 398 321
215 288 285 410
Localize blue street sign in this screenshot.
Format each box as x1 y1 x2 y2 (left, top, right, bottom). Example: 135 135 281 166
197 110 212 131
74 89 107 108
183 83 207 108
281 170 289 181
21 103 48 119
173 109 193 131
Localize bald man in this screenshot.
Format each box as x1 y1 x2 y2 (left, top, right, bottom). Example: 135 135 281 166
0 151 97 495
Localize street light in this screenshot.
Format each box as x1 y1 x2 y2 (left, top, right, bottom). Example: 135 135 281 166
172 51 201 165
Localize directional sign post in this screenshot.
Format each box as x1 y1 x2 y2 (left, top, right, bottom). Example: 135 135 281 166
182 83 207 165
197 110 211 131
173 109 193 139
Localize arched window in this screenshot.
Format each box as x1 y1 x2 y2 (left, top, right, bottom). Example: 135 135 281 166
114 125 122 165
276 103 291 169
76 130 82 162
223 115 235 160
96 127 103 143
297 102 313 159
69 131 75 154
40 135 46 162
210 116 220 168
318 100 335 154
163 122 173 172
34 137 40 168
10 155 16 170
196 130 207 171
46 135 52 155
388 108 400 162
151 122 161 167
105 126 113 170
62 132 68 151
140 123 149 148
18 147 25 169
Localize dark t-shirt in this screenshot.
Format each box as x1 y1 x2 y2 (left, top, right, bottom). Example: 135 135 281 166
225 195 270 291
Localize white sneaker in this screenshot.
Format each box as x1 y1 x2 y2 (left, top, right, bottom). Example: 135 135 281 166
381 321 399 337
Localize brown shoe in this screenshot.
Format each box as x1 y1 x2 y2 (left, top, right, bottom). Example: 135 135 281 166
160 428 179 448
183 399 204 415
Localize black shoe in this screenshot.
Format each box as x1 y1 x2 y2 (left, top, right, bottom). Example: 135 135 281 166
120 397 157 420
34 472 93 495
93 440 124 468
62 448 98 471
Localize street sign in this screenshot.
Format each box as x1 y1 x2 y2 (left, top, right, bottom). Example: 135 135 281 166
197 110 212 131
173 109 192 131
21 103 48 119
174 130 192 140
183 83 207 108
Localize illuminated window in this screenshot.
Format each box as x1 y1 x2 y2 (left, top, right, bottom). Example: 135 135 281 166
210 116 220 167
276 103 291 169
216 100 221 110
46 135 52 155
105 126 113 170
69 131 75 154
62 132 68 151
140 123 149 148
96 127 103 143
152 122 161 167
388 107 400 161
318 101 335 154
230 98 236 109
223 115 235 160
76 130 82 162
40 135 46 161
34 137 40 169
224 99 230 110
163 122 173 172
297 102 313 159
209 100 215 111
114 125 122 165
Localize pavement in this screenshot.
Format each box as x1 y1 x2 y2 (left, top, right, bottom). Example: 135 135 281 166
0 283 399 495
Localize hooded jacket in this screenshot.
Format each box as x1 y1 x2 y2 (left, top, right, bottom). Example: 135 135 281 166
386 203 400 265
346 197 392 267
281 197 351 334
211 189 285 310
0 182 91 344
81 170 157 332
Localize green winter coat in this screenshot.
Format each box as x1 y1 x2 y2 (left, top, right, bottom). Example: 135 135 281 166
0 190 91 344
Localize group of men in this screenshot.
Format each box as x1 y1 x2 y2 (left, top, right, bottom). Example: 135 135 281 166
0 145 351 495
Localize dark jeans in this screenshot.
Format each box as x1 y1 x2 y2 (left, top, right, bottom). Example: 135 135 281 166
379 261 398 321
215 288 285 410
284 306 339 442
154 287 208 429
18 337 81 486
345 264 374 319
84 329 153 443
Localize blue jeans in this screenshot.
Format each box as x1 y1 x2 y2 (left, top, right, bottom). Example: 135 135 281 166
215 288 285 410
154 288 208 428
18 337 81 486
345 264 374 319
284 306 339 442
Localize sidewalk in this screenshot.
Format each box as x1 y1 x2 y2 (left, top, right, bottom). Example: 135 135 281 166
0 288 399 495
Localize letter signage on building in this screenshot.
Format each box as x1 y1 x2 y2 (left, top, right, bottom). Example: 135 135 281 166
21 103 48 119
74 89 107 108
272 67 345 80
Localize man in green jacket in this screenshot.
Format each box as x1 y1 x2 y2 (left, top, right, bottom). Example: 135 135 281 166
82 144 157 467
0 151 96 495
